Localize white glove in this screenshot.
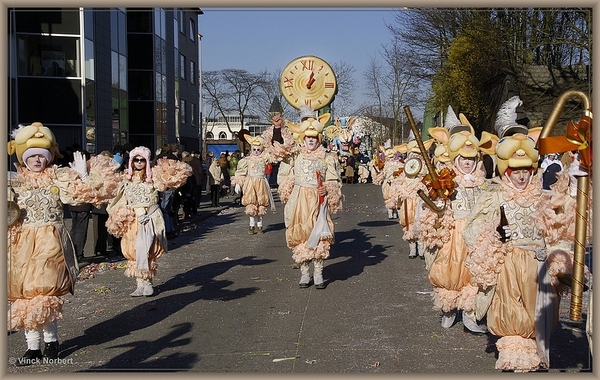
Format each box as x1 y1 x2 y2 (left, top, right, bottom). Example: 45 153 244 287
69 151 88 180
235 184 241 194
568 154 588 197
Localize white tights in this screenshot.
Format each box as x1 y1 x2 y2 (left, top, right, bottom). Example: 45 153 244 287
249 216 263 227
24 320 58 350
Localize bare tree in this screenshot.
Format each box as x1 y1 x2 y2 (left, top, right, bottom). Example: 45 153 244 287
255 69 295 121
202 69 266 134
330 60 356 117
389 8 591 131
362 38 426 145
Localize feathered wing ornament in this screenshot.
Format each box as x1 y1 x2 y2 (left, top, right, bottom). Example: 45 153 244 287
494 96 528 137
444 105 461 130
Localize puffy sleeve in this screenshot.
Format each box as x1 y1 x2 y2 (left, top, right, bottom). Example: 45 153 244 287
152 158 193 191
463 189 510 289
324 154 343 213
105 183 135 238
532 169 593 294
324 154 342 183
531 169 593 246
231 158 248 187
54 155 121 206
262 127 297 162
277 157 295 204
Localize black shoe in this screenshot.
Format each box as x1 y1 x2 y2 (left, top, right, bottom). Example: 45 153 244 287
15 349 42 366
315 283 326 289
463 326 487 336
43 341 60 360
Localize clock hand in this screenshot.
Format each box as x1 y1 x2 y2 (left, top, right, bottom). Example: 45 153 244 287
306 72 316 89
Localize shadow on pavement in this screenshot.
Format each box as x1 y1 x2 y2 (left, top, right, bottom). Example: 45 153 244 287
325 228 390 287
61 255 273 370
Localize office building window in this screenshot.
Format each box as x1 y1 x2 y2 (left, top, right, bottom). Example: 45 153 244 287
180 99 186 124
189 18 195 41
180 53 185 79
190 60 195 84
191 103 196 126
18 34 81 77
179 10 184 34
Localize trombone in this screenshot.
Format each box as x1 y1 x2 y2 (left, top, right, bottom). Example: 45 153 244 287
403 106 446 212
537 90 592 322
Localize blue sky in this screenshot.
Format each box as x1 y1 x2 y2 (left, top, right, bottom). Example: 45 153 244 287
198 8 399 110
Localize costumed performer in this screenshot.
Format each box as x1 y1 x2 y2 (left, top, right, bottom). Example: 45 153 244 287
106 146 192 297
7 122 120 364
277 106 343 289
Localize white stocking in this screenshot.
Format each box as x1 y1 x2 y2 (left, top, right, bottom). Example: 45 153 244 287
249 216 256 227
256 216 263 227
43 320 58 343
24 329 42 350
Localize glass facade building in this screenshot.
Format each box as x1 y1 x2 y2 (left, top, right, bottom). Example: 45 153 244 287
8 7 202 158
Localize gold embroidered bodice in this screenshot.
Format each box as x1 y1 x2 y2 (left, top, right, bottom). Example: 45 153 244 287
451 186 482 217
121 181 158 208
244 157 267 177
500 199 544 247
16 186 63 227
294 155 328 186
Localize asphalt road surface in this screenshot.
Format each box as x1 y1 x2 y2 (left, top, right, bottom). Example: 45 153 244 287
6 183 592 373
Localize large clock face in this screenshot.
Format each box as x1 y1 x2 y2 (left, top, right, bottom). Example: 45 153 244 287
280 56 337 110
404 157 422 178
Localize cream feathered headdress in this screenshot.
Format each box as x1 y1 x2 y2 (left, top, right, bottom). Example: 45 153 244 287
494 95 529 138
494 96 541 176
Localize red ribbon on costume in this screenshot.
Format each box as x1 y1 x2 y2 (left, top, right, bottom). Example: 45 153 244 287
538 114 593 173
316 170 324 205
421 167 457 200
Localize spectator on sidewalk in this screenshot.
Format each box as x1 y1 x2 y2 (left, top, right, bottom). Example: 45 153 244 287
189 150 204 209
208 153 223 207
68 148 92 262
180 151 198 219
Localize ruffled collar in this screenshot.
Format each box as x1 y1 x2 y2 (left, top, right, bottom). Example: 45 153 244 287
247 154 265 163
453 167 485 188
500 173 542 206
299 145 326 160
15 165 57 189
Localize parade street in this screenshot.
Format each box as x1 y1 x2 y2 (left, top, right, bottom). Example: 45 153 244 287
6 183 591 373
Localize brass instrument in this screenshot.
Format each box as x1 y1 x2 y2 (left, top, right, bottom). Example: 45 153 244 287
403 106 446 212
537 90 592 322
